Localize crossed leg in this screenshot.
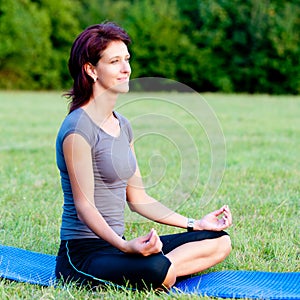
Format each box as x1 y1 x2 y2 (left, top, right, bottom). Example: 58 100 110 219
162 234 231 288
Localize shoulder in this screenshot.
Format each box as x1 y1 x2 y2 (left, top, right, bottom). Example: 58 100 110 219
58 109 84 137
59 108 86 129
57 108 97 146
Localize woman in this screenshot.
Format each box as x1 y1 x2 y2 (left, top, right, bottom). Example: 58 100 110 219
55 22 232 291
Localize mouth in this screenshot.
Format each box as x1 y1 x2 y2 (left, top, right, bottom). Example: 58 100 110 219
117 77 129 82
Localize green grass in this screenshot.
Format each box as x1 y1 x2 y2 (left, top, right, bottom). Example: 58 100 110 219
0 91 299 299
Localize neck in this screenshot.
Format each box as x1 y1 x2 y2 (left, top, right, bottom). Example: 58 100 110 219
84 90 118 124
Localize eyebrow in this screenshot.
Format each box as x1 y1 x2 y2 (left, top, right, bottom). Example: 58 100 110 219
108 54 130 60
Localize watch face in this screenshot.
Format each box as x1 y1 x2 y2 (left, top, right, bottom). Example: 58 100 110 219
188 218 194 228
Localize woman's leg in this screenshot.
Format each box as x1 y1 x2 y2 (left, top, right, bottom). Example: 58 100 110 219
56 239 175 290
165 234 231 277
82 252 174 290
161 263 176 289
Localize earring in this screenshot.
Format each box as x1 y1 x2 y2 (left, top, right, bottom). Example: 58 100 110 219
93 77 97 83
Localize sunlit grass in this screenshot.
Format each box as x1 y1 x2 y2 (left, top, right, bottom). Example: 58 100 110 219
0 91 299 298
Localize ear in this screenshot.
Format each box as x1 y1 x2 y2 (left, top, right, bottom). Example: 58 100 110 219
84 63 97 82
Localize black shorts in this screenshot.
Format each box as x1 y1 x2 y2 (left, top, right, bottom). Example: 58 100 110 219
55 230 228 290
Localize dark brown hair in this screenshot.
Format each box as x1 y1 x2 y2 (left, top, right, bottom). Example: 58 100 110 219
65 22 131 113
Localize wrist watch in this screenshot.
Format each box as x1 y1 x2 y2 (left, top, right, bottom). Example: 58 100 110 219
187 218 195 232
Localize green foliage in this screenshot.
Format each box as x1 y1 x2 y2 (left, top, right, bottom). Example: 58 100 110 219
0 0 52 89
35 0 81 89
122 0 189 80
0 0 80 90
0 0 299 93
183 0 300 94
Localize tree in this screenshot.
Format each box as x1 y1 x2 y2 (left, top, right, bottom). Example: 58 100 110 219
176 0 300 93
0 0 299 93
0 0 81 89
0 0 52 89
33 0 81 89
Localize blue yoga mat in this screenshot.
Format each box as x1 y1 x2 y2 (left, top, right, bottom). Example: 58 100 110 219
172 270 300 299
0 244 56 286
1 244 299 299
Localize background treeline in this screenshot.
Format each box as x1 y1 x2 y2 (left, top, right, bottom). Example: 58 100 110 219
0 0 299 94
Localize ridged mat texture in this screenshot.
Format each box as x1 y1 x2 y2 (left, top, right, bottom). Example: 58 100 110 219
0 245 56 286
1 245 299 299
173 271 300 299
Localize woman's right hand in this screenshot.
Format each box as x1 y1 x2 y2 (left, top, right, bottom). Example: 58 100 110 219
123 228 162 256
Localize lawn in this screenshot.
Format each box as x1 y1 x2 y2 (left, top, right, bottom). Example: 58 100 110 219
0 91 299 299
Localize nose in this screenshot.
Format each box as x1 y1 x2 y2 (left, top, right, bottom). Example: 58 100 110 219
121 60 131 74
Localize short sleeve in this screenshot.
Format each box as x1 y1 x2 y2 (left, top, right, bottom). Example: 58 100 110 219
57 109 98 148
56 109 99 173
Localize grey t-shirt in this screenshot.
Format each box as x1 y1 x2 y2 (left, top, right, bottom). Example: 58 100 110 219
56 108 137 240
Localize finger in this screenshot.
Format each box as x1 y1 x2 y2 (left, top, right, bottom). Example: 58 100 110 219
222 215 229 226
144 229 159 247
142 231 162 254
143 228 155 243
223 205 231 215
215 204 231 218
212 206 226 217
151 234 162 252
223 208 232 225
226 213 232 225
221 214 232 229
223 210 230 220
148 229 160 245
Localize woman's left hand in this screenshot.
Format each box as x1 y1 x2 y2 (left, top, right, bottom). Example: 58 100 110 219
194 205 232 231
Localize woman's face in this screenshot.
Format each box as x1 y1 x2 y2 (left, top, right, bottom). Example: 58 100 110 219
94 40 131 94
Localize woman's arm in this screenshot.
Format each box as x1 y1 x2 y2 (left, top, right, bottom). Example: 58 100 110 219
63 133 162 255
126 159 189 228
126 143 232 231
